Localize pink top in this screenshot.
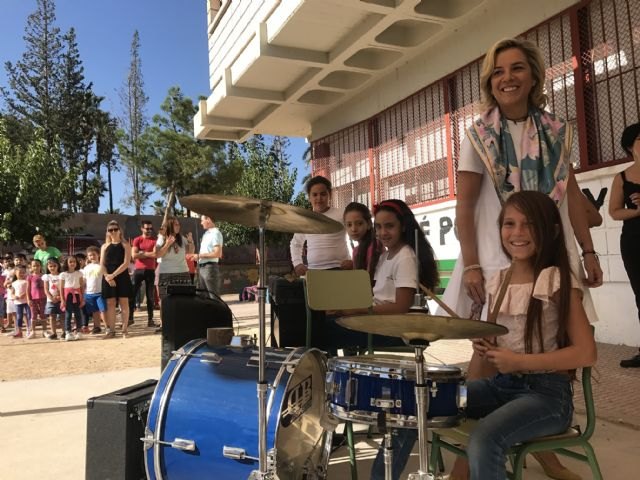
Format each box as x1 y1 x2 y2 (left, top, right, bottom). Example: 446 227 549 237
28 273 46 300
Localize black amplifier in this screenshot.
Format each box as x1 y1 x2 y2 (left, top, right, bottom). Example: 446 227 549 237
268 277 307 347
86 379 157 480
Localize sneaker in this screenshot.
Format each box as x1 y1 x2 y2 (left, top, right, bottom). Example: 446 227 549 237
122 331 129 339
26 331 35 339
74 331 82 340
620 354 640 368
81 326 90 334
103 330 116 339
154 326 162 334
48 333 58 340
12 331 23 339
147 319 156 328
90 327 102 335
4 330 15 337
65 332 75 341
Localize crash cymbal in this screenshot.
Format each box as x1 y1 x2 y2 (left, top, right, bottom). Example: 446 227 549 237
337 313 508 343
180 194 344 234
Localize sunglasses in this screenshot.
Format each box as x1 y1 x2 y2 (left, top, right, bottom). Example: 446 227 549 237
108 227 120 233
143 227 153 230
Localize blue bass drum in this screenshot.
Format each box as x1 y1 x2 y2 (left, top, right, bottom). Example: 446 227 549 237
144 339 331 479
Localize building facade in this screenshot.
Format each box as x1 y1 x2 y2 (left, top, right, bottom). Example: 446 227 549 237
197 0 640 347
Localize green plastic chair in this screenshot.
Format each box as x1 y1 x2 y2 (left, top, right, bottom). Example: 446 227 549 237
305 269 375 480
429 366 603 479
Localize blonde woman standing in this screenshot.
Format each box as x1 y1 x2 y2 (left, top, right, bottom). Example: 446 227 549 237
100 220 133 339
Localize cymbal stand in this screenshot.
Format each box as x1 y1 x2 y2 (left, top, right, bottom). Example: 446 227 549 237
408 340 435 480
412 230 425 310
250 217 270 479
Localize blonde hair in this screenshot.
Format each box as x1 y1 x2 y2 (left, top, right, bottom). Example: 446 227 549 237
479 37 547 111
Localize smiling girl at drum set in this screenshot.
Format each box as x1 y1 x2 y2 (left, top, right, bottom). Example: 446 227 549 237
335 199 439 480
456 190 596 480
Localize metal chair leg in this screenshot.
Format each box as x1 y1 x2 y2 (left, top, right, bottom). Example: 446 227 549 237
345 421 358 480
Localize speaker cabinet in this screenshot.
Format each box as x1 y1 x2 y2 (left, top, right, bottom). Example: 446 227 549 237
160 292 233 369
86 380 157 480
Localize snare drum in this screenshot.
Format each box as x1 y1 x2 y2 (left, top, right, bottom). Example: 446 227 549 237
144 339 331 479
326 355 466 428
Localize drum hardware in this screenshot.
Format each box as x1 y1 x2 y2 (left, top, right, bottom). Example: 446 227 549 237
337 315 507 480
169 350 224 365
207 326 234 347
141 435 196 452
180 194 342 479
230 334 256 347
223 446 260 462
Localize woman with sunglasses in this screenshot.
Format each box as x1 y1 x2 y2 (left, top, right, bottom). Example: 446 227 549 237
100 220 133 338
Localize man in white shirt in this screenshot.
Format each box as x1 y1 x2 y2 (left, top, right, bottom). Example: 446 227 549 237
190 215 223 298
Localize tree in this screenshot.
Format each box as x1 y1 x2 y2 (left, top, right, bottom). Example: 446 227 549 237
140 86 242 219
58 27 104 212
220 135 299 247
1 0 62 157
118 30 150 215
1 1 110 212
95 110 118 213
0 122 71 245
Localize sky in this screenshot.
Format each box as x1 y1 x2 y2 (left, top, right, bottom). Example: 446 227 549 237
0 0 309 214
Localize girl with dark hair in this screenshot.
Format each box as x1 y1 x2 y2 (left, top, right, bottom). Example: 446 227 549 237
463 191 596 479
339 199 439 480
343 202 381 284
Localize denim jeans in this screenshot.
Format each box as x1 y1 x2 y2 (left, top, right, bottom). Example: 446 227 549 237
370 428 418 480
466 373 574 480
198 263 220 298
15 303 31 329
64 294 82 333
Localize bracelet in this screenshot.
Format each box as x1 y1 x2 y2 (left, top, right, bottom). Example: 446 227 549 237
581 250 597 257
463 264 482 273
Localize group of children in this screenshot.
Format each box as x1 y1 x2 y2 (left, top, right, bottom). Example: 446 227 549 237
1 246 108 341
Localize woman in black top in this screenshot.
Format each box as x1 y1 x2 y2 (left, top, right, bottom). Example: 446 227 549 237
609 122 640 368
100 220 133 338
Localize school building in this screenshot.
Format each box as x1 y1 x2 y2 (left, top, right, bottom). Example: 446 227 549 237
194 0 640 347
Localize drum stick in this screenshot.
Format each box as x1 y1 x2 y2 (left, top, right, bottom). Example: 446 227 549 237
419 283 459 318
487 263 514 324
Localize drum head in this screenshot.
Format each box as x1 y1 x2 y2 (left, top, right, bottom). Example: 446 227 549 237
275 349 328 478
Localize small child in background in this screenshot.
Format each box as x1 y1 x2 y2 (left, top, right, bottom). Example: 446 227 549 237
3 259 16 335
27 259 47 336
82 247 106 334
0 266 7 333
75 254 90 333
60 256 85 341
11 265 32 338
43 258 63 340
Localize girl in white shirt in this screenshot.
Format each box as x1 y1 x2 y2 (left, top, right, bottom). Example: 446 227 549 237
60 256 85 341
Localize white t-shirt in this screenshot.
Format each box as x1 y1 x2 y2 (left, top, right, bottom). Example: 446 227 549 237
60 270 83 289
82 263 103 294
12 279 28 304
372 244 418 304
43 273 61 299
290 207 350 270
156 235 189 274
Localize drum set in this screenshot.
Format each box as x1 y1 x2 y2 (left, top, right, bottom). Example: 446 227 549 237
142 195 507 480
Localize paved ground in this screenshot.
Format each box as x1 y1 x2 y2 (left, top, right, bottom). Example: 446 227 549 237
1 295 639 479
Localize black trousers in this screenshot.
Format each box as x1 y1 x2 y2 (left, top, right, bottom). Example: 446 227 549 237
621 232 640 323
129 268 156 321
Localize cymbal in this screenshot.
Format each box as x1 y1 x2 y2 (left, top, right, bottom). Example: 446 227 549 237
337 313 508 343
180 194 344 234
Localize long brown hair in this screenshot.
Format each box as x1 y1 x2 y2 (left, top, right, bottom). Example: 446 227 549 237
498 191 572 353
161 216 183 251
344 202 380 284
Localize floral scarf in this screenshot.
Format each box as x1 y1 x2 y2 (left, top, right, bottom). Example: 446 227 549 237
467 107 572 205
